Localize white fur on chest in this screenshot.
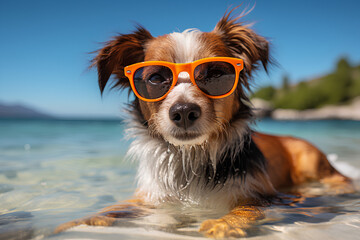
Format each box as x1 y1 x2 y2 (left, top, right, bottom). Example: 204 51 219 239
125 120 264 210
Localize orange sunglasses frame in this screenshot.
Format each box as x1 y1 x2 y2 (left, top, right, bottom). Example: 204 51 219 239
124 57 244 102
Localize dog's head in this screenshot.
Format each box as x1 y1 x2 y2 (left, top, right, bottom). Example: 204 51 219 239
93 12 269 146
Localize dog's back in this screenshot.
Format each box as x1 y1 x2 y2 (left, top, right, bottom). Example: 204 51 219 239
253 132 351 191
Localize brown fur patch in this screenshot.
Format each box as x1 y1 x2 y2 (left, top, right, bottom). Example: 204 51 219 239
213 12 270 89
92 26 153 93
144 35 175 62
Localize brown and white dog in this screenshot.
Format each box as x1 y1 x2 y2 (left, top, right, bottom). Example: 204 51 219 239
56 10 352 238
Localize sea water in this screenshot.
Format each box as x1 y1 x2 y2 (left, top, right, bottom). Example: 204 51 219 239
0 118 359 240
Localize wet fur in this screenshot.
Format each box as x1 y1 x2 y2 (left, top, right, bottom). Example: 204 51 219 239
125 113 275 209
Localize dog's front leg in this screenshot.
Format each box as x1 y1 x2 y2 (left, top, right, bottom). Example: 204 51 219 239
54 199 149 234
199 205 264 238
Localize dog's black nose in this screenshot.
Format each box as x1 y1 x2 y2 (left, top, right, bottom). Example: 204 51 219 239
169 103 201 129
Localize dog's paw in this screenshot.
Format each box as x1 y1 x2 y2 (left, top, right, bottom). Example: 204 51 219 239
54 215 116 234
199 218 246 238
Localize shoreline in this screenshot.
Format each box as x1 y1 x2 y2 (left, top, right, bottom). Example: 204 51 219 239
252 97 360 121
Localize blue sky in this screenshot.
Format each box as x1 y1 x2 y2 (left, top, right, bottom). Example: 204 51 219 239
1 0 359 118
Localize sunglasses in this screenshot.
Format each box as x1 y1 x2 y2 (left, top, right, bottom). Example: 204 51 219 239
124 57 244 102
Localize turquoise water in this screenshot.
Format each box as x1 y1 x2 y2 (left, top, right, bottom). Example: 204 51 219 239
0 119 360 239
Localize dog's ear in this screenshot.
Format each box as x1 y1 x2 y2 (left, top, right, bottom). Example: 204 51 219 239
214 12 270 89
92 26 153 94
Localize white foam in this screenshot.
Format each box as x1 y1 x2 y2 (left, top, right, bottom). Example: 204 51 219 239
327 153 360 180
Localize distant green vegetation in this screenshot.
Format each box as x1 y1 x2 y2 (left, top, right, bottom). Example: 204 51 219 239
252 58 360 110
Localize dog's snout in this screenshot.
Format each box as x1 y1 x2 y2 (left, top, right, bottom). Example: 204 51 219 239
169 103 201 129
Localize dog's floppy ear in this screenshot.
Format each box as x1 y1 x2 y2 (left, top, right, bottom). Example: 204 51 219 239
92 26 153 94
214 11 270 89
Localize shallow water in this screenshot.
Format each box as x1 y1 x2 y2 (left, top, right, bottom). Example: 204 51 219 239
0 118 359 240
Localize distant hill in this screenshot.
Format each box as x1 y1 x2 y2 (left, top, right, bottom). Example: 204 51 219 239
252 58 360 110
0 102 52 119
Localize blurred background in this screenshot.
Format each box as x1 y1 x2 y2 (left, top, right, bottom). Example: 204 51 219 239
1 1 360 240
1 0 359 119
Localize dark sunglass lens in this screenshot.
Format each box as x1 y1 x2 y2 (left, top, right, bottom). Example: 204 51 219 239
133 66 173 99
194 61 236 96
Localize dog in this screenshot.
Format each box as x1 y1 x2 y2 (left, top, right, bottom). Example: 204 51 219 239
55 9 352 238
